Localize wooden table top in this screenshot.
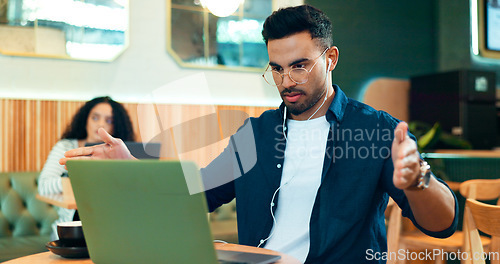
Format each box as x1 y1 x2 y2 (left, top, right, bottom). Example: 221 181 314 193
2 243 300 264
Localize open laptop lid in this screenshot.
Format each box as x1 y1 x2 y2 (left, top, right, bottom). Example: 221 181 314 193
67 160 219 264
84 142 161 159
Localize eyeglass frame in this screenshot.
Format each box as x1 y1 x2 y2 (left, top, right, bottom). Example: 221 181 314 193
262 47 330 86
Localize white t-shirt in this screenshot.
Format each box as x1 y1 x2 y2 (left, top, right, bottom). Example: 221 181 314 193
264 116 330 263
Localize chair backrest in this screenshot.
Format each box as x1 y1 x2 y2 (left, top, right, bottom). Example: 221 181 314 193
465 199 500 264
460 179 500 204
361 78 410 122
460 178 500 264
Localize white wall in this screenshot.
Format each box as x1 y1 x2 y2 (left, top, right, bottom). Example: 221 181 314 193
0 0 284 106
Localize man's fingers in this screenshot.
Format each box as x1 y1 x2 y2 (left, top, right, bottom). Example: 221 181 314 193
395 144 418 166
64 146 95 158
394 122 408 144
98 127 118 145
392 122 421 190
396 154 419 173
402 152 419 165
401 141 418 158
59 156 94 165
60 147 94 166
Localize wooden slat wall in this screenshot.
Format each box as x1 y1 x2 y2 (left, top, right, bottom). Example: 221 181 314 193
0 98 272 172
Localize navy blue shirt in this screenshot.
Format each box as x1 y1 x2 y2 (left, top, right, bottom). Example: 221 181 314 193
203 85 458 263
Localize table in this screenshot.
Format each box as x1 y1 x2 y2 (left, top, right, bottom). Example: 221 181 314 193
2 243 301 264
427 149 500 158
422 150 500 183
423 149 500 232
36 193 77 210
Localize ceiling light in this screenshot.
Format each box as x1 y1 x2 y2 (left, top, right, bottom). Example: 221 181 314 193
200 0 244 17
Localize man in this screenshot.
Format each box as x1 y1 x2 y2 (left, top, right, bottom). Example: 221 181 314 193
61 5 458 263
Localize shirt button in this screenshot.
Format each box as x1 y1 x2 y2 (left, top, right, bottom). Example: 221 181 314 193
277 164 282 169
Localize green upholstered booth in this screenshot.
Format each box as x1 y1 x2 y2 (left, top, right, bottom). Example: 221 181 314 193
0 172 58 262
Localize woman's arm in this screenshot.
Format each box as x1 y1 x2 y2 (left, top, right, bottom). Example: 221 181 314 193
38 140 77 195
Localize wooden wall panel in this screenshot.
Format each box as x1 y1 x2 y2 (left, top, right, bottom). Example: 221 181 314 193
0 98 273 172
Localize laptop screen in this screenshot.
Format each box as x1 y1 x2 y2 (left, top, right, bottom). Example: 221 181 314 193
67 160 281 264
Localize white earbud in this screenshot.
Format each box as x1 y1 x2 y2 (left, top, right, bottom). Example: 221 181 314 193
327 59 332 71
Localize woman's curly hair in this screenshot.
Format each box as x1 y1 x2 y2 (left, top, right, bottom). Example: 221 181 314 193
61 96 135 141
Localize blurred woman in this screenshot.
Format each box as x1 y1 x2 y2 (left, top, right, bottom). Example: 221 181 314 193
38 96 134 239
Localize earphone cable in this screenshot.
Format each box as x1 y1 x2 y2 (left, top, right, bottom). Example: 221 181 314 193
258 60 330 248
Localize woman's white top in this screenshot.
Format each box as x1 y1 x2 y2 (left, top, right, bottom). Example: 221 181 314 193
38 139 78 239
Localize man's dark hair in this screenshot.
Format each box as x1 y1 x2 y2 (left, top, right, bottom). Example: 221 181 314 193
61 96 135 141
262 4 333 49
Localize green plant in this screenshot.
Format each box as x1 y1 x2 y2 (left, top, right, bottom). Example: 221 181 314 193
408 121 472 153
408 121 472 182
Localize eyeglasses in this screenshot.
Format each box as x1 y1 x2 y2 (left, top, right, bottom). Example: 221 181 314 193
262 48 329 86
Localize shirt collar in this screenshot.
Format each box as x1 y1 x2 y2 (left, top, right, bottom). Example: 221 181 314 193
278 84 348 124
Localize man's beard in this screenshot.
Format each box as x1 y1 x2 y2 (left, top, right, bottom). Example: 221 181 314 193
282 87 326 116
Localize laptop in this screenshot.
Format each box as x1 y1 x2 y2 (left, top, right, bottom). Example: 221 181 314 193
85 141 161 159
66 160 281 264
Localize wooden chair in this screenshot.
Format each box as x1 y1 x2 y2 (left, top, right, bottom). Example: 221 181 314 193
386 198 402 264
464 199 500 264
386 179 500 264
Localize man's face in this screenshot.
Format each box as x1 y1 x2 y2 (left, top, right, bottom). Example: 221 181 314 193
267 31 329 119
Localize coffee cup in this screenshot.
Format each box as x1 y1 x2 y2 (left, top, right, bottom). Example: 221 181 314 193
57 221 86 247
